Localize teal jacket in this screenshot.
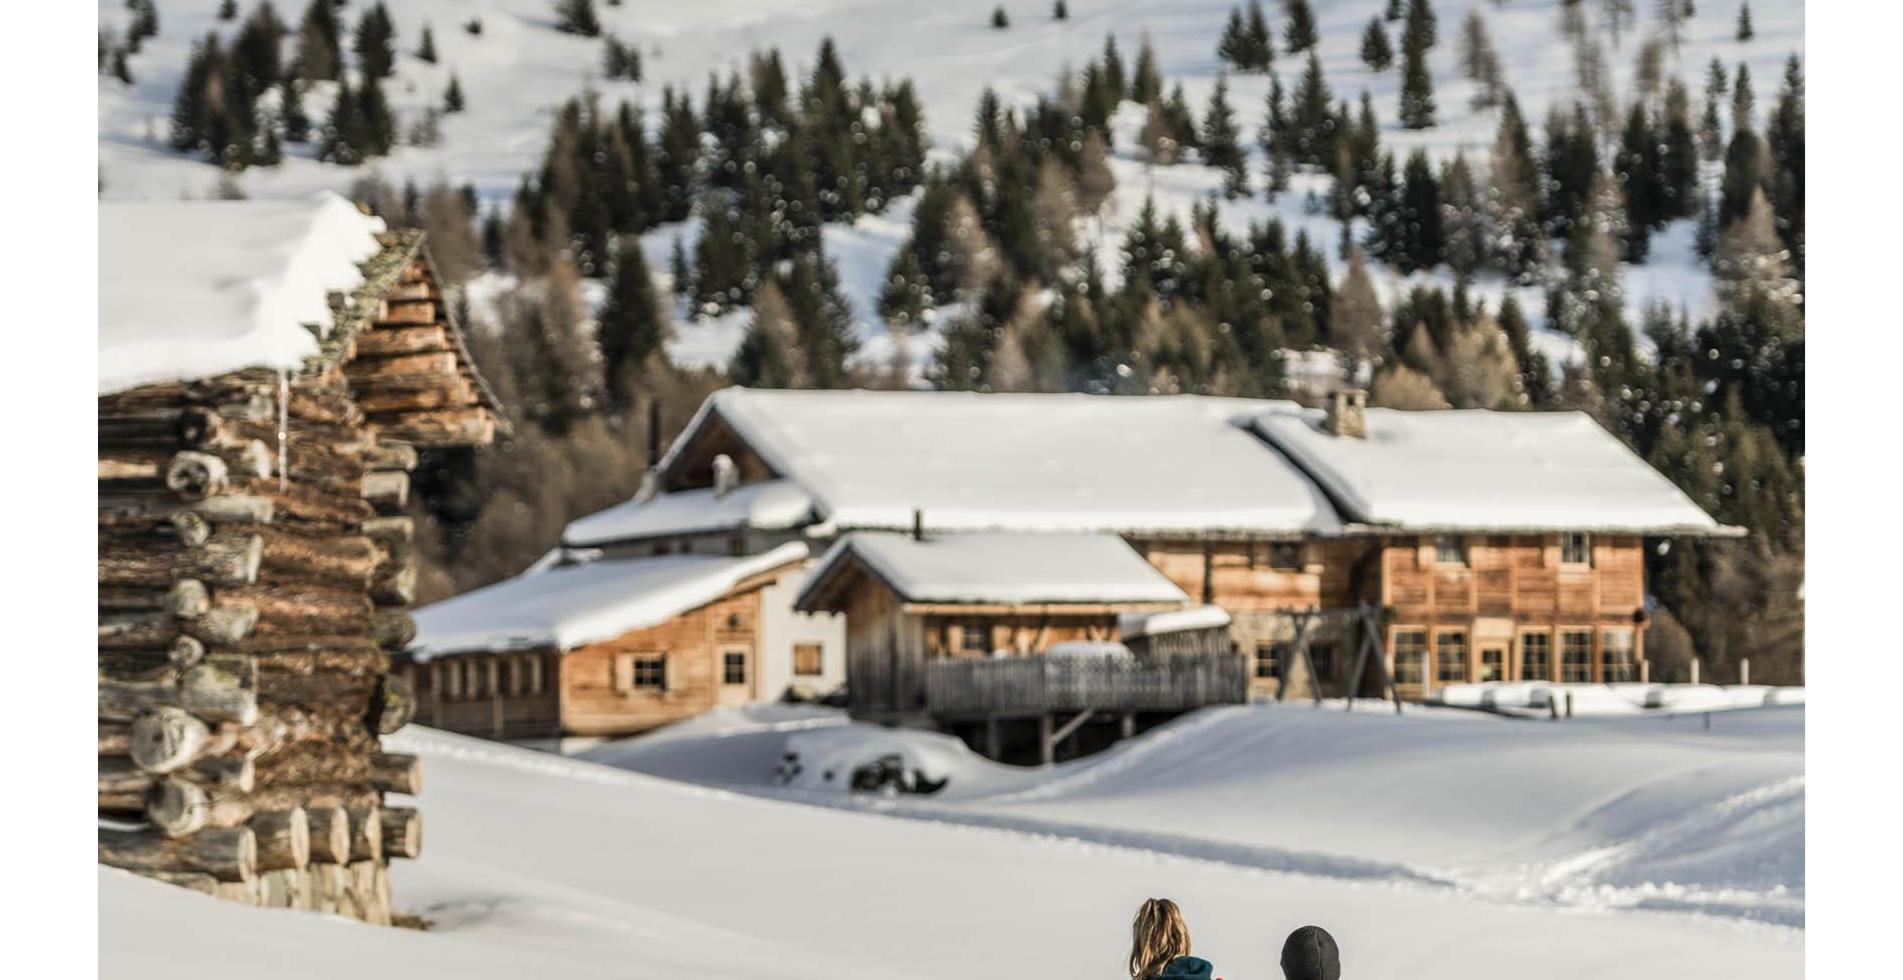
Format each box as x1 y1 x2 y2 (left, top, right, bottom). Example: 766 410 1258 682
1149 956 1216 980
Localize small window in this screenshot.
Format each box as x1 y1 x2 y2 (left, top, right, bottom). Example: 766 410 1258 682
793 643 823 677
959 620 992 655
1600 629 1636 683
722 651 749 686
1267 542 1303 571
1436 631 1469 682
1434 534 1468 566
1520 632 1552 682
1560 532 1592 566
1254 642 1284 679
1560 631 1593 682
1478 647 1505 682
616 653 667 691
1392 630 1427 684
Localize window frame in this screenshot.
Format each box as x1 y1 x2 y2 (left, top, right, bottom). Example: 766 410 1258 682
958 619 993 656
1518 630 1553 682
1435 629 1470 683
1433 534 1469 566
1253 642 1283 680
1266 541 1304 572
1560 532 1593 567
1559 629 1594 682
792 642 824 677
721 649 749 686
1391 629 1428 685
1600 628 1636 683
616 652 668 692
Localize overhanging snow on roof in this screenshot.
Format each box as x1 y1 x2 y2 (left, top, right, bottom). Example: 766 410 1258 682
661 388 1344 536
98 192 387 394
410 542 810 660
1249 406 1727 535
796 531 1191 610
563 480 815 547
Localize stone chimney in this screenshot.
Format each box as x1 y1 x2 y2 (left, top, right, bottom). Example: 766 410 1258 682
1324 388 1367 439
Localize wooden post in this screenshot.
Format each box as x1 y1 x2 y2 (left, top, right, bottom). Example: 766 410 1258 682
1120 713 1135 739
1691 657 1701 685
1740 658 1750 685
984 718 1002 761
1565 692 1574 718
1038 714 1054 766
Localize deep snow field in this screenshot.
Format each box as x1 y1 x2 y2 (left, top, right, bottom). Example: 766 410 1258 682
99 0 1806 377
104 699 1802 979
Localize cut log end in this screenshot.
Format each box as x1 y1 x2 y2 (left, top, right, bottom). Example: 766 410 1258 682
380 807 422 860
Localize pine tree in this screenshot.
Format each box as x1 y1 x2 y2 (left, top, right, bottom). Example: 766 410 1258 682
111 46 133 84
598 240 671 406
1403 0 1438 52
1130 36 1161 105
1659 79 1699 219
1386 0 1405 22
1289 52 1335 166
416 24 437 64
1244 1 1273 70
1053 1 1069 20
992 6 1010 29
219 0 238 21
357 73 397 157
353 3 396 81
555 0 602 38
1332 248 1385 360
281 76 310 141
1736 2 1754 42
294 0 343 82
1203 75 1248 198
444 74 465 113
879 245 933 329
1398 36 1436 129
320 74 365 164
729 283 805 388
1283 0 1319 54
691 202 750 315
1361 17 1393 72
1103 34 1127 98
1218 8 1250 70
1730 63 1755 133
1395 150 1444 271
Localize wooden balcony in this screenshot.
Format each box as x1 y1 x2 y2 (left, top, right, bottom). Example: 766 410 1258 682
924 653 1251 720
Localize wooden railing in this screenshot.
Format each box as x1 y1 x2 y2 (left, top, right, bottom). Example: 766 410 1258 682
925 653 1250 718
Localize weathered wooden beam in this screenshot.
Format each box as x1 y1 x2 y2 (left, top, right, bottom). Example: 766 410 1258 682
250 808 311 872
370 408 496 447
359 515 413 547
372 551 418 606
99 825 256 883
97 605 260 649
126 706 210 774
376 300 438 325
99 533 263 588
370 609 416 649
370 753 422 796
346 805 383 862
379 807 421 860
352 325 450 357
98 656 259 725
98 579 211 619
346 351 458 379
305 806 352 864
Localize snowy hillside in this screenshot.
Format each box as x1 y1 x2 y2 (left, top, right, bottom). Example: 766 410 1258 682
107 707 1802 979
99 1 1804 374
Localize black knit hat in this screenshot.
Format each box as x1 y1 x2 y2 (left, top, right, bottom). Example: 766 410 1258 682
1280 925 1341 980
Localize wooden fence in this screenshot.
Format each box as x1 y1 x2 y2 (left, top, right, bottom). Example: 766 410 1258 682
925 653 1250 718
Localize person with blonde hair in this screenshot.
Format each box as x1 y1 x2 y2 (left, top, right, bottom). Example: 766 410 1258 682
1126 898 1219 979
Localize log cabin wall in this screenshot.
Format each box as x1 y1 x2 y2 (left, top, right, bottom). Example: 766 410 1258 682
1380 533 1648 700
97 235 496 923
404 652 563 741
842 577 927 721
558 590 766 736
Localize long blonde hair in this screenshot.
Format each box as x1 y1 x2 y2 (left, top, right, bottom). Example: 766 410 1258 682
1127 898 1192 979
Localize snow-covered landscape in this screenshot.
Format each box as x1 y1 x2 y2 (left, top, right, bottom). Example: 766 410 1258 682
99 0 1805 375
105 699 1803 978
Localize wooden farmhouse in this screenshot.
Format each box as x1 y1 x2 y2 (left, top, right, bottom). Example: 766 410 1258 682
545 386 1732 759
402 543 811 742
97 193 502 922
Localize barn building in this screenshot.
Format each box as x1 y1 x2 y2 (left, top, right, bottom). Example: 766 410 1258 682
97 193 502 920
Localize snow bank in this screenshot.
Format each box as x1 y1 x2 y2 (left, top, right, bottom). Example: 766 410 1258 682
562 479 815 546
410 542 808 659
1251 406 1725 532
777 724 986 794
802 531 1190 606
1433 682 1806 716
667 388 1342 534
98 193 385 394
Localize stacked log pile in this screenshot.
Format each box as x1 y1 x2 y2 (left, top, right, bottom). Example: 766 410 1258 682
97 231 499 924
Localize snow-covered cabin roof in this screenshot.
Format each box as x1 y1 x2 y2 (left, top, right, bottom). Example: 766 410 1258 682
1119 604 1233 640
563 480 815 547
660 389 1342 536
98 193 387 395
409 542 810 660
795 532 1191 610
1249 407 1726 534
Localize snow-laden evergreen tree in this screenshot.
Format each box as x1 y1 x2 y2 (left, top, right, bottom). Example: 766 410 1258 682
281 75 310 141
294 0 343 81
1361 17 1393 72
416 24 437 64
1054 1 1069 20
1244 1 1273 68
444 74 465 113
1403 0 1438 51
598 238 671 407
1130 36 1161 104
1103 34 1126 98
1288 52 1335 166
555 0 602 38
992 6 1010 29
1736 2 1754 42
353 3 396 80
1202 75 1248 198
1283 0 1319 54
1398 34 1436 129
219 0 238 22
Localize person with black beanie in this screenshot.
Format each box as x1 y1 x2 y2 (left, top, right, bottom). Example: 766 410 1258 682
1279 925 1341 980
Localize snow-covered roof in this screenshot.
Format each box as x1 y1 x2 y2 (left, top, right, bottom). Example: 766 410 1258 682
563 480 815 547
1249 407 1726 534
1119 604 1233 640
661 389 1342 536
410 542 810 660
99 193 387 395
797 532 1191 609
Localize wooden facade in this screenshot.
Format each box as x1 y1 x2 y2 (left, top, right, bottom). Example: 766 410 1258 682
400 564 797 740
97 229 501 922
